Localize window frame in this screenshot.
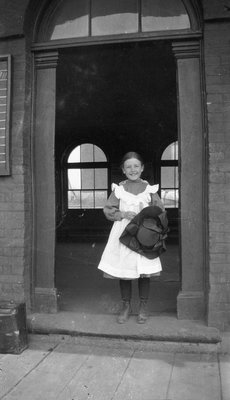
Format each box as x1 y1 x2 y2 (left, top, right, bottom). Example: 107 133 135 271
63 144 109 210
0 55 11 176
160 141 179 209
34 0 202 46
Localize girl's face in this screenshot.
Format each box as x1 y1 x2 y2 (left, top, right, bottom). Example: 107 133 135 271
122 158 144 181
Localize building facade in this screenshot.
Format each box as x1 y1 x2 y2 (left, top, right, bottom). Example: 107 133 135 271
0 0 229 330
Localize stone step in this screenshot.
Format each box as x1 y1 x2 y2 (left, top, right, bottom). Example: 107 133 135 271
27 312 222 354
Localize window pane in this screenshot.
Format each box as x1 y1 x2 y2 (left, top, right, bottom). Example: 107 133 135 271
68 190 81 209
68 169 81 189
80 143 94 162
68 144 107 162
94 146 107 161
47 0 89 40
95 169 107 188
81 169 94 189
161 166 178 188
81 191 94 208
142 0 190 32
162 141 178 160
95 190 108 208
161 189 179 208
92 0 138 36
68 146 80 163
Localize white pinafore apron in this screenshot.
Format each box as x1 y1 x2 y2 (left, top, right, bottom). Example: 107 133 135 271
98 184 162 279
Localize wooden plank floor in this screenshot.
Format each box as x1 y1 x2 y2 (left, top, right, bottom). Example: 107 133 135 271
0 335 226 400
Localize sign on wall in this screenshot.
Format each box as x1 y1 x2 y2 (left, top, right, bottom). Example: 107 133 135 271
0 55 11 175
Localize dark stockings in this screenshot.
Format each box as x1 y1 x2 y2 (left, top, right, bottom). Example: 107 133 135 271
119 278 150 302
119 279 132 302
138 277 150 301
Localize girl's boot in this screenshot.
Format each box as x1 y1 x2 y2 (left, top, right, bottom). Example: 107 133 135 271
137 300 148 324
117 301 131 324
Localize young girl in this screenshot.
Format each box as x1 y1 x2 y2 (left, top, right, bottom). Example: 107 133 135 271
98 152 165 324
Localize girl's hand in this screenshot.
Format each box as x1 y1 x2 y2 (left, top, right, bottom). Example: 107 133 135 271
122 211 137 220
139 202 145 211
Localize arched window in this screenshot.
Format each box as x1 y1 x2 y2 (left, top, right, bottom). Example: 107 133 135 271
38 0 192 42
161 141 178 208
66 143 108 209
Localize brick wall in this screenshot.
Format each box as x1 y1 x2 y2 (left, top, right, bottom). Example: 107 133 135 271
0 37 32 308
0 0 229 329
204 21 230 329
203 0 230 20
0 0 29 38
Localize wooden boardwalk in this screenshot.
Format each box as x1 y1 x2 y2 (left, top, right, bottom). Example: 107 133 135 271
0 334 229 400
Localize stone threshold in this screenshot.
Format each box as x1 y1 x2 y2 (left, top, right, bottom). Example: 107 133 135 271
27 311 222 353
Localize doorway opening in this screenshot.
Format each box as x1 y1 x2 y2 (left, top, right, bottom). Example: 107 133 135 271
55 39 180 317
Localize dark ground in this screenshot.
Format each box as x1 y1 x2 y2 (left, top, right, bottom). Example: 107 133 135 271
55 240 180 316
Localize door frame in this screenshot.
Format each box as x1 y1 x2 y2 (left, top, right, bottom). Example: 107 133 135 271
31 6 207 320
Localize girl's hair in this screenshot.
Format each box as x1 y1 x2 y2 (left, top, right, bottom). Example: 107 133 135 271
120 151 144 167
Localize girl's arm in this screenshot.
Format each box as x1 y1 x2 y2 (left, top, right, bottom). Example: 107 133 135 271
103 192 123 221
103 192 136 221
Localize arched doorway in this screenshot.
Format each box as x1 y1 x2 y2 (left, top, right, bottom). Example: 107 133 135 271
31 0 206 322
